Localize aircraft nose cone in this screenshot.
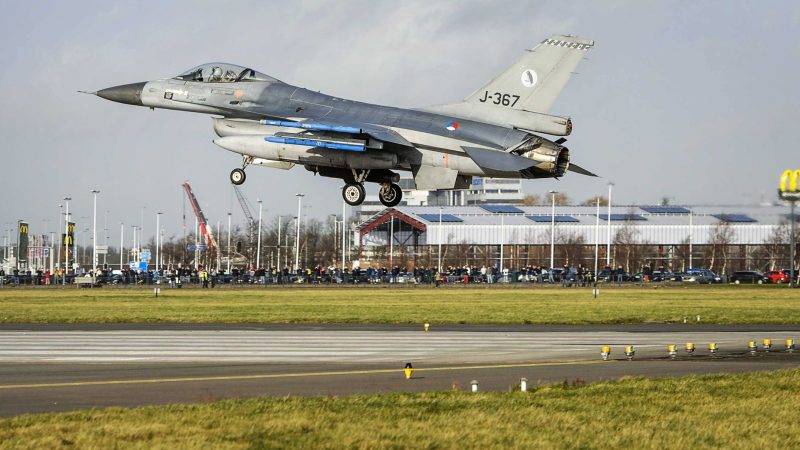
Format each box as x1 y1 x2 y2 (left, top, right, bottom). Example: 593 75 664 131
96 82 146 106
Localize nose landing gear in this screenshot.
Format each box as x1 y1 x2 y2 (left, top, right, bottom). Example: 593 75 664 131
230 156 252 185
230 168 246 185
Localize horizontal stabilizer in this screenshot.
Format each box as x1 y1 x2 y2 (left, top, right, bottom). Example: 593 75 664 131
567 163 598 177
463 147 536 172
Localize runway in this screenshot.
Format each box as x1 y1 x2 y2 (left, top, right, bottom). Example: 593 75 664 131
1 324 799 417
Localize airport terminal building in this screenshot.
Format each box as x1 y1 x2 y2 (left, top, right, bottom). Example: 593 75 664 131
356 204 798 273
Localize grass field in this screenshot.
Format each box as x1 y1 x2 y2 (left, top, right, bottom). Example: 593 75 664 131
2 369 799 449
0 285 798 324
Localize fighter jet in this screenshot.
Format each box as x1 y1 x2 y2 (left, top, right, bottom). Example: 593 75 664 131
90 34 596 207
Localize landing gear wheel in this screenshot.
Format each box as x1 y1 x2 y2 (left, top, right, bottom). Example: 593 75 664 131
342 183 366 206
378 183 402 207
230 168 246 185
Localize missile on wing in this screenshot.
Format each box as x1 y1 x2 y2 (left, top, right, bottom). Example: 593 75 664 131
260 119 362 134
265 136 365 152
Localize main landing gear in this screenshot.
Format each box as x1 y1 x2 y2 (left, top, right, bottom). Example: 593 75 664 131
342 169 402 207
230 156 252 185
341 182 402 207
378 182 402 207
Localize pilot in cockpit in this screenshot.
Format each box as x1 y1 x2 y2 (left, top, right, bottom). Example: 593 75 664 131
210 66 223 82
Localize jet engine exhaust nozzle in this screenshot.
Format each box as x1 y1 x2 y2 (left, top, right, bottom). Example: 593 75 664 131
516 138 570 178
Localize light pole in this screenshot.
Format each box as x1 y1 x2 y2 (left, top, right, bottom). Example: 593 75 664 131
277 216 282 270
256 199 263 268
57 204 63 274
688 210 694 269
288 217 295 269
499 214 505 273
342 200 347 270
131 225 138 264
91 190 100 273
303 204 311 268
389 215 394 267
103 210 109 266
549 190 557 270
119 222 124 270
594 197 600 279
156 212 163 271
329 214 337 266
227 212 232 274
63 197 71 281
294 194 304 271
437 206 443 272
606 182 614 267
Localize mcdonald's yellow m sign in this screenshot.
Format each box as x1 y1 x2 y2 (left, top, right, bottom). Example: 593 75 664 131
780 170 800 199
18 223 28 234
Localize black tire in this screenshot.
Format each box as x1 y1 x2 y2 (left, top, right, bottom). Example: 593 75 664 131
342 183 366 206
230 168 246 185
379 183 403 207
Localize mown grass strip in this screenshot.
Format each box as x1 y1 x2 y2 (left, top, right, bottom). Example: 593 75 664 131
0 286 800 324
2 369 799 449
1 285 799 324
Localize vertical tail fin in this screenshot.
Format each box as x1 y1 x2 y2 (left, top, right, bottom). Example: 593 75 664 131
464 35 593 114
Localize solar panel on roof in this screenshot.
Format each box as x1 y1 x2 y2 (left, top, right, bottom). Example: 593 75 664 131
713 214 756 223
526 215 580 223
418 213 463 223
480 205 523 214
598 214 647 221
640 206 691 214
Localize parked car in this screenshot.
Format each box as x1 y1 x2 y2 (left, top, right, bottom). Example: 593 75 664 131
729 271 769 284
685 268 722 283
765 270 790 284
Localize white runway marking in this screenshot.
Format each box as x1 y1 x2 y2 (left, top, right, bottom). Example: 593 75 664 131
0 330 796 363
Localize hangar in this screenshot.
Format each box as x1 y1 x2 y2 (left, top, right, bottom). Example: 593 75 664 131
356 205 798 273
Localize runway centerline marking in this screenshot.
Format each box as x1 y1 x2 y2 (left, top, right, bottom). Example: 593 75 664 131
0 359 603 390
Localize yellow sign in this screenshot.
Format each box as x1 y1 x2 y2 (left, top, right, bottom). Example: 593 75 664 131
779 170 800 193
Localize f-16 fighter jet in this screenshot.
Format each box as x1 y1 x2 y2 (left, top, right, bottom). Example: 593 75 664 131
90 35 596 207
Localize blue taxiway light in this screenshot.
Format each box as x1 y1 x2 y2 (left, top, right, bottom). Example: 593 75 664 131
265 136 365 152
261 119 362 134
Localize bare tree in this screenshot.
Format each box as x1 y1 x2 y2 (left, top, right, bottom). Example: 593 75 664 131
558 232 586 267
580 196 608 206
521 194 541 206
706 221 734 273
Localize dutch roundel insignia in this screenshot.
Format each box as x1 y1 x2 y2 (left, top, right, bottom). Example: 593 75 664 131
446 121 459 131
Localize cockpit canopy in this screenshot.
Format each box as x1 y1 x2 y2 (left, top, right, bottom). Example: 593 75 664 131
174 63 278 83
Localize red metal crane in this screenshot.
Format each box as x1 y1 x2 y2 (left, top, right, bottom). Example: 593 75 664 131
181 181 218 264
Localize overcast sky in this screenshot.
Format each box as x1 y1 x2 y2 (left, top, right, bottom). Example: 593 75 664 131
1 0 798 243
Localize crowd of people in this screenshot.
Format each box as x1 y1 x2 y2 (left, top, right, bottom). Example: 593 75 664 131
0 263 638 287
